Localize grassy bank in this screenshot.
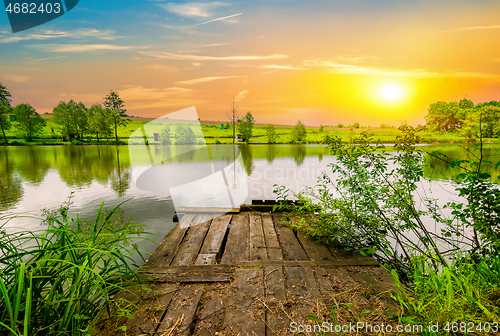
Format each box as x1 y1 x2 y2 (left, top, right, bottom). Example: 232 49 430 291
3 119 500 145
0 199 150 335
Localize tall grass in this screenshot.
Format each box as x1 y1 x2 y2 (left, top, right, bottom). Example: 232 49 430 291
0 199 151 335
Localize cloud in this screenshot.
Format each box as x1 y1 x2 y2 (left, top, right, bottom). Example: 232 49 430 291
176 76 237 85
2 74 30 82
454 25 500 31
193 13 242 26
138 51 288 61
0 31 9 34
34 56 68 61
121 85 192 100
0 29 119 43
303 59 499 79
35 44 136 52
159 2 230 17
259 65 304 70
235 90 248 101
147 64 178 72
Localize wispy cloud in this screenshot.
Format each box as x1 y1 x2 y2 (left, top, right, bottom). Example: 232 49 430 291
0 31 9 34
235 90 248 101
119 85 202 109
260 65 304 70
139 51 288 61
453 24 500 31
193 13 242 26
176 76 237 85
146 64 178 72
2 74 30 82
34 44 136 52
0 29 119 43
304 59 499 79
34 55 68 61
159 2 230 17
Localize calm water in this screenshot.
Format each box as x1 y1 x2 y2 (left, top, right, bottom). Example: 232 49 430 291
1 144 499 264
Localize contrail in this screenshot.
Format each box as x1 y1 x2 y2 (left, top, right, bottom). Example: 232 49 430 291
34 56 68 61
193 13 242 27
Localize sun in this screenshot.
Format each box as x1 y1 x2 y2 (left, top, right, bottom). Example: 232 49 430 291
379 83 404 101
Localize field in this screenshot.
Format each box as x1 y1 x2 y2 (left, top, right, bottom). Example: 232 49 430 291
3 117 500 145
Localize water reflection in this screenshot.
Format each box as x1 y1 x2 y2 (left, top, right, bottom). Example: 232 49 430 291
0 149 23 211
0 144 499 213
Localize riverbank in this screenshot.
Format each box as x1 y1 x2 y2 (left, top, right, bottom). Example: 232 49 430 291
3 119 500 146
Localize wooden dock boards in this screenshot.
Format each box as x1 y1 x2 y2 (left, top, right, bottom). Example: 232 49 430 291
220 213 249 265
224 268 266 335
100 211 401 336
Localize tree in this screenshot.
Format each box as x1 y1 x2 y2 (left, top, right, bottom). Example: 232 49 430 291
292 120 307 143
266 123 278 144
237 111 255 144
425 101 462 132
103 90 129 142
319 124 324 132
353 122 360 129
0 82 12 144
175 124 196 144
160 124 171 145
463 105 500 138
226 98 241 144
52 100 88 140
13 103 46 141
224 121 230 130
87 104 112 143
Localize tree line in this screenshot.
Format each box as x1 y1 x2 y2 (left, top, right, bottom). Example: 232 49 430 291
0 82 129 144
425 98 500 138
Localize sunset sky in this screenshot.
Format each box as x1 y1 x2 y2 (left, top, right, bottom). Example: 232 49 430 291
1 0 500 126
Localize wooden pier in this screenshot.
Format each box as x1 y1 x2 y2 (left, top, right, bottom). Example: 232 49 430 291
94 211 400 336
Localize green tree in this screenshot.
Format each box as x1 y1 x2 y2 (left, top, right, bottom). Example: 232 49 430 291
175 124 196 144
463 105 500 138
319 124 324 132
87 104 113 143
353 122 360 129
224 121 230 130
292 120 307 143
13 103 46 141
160 124 171 144
237 111 255 144
266 123 278 143
103 90 129 142
425 101 463 132
52 100 88 140
0 82 12 144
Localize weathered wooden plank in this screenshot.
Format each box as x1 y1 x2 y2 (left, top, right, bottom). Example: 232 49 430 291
224 268 266 336
144 223 187 268
199 214 232 256
263 266 289 336
250 213 269 261
220 213 249 265
171 219 211 266
284 266 322 327
296 231 336 262
273 215 308 261
191 213 208 226
196 290 226 336
139 265 234 282
262 215 283 261
324 267 369 305
179 213 196 228
122 284 178 335
194 253 217 265
240 260 379 267
176 207 239 213
157 284 205 336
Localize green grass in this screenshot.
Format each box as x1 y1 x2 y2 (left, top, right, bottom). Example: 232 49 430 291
0 198 152 335
4 118 500 145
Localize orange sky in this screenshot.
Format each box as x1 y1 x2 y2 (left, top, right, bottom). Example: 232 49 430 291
1 0 500 126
